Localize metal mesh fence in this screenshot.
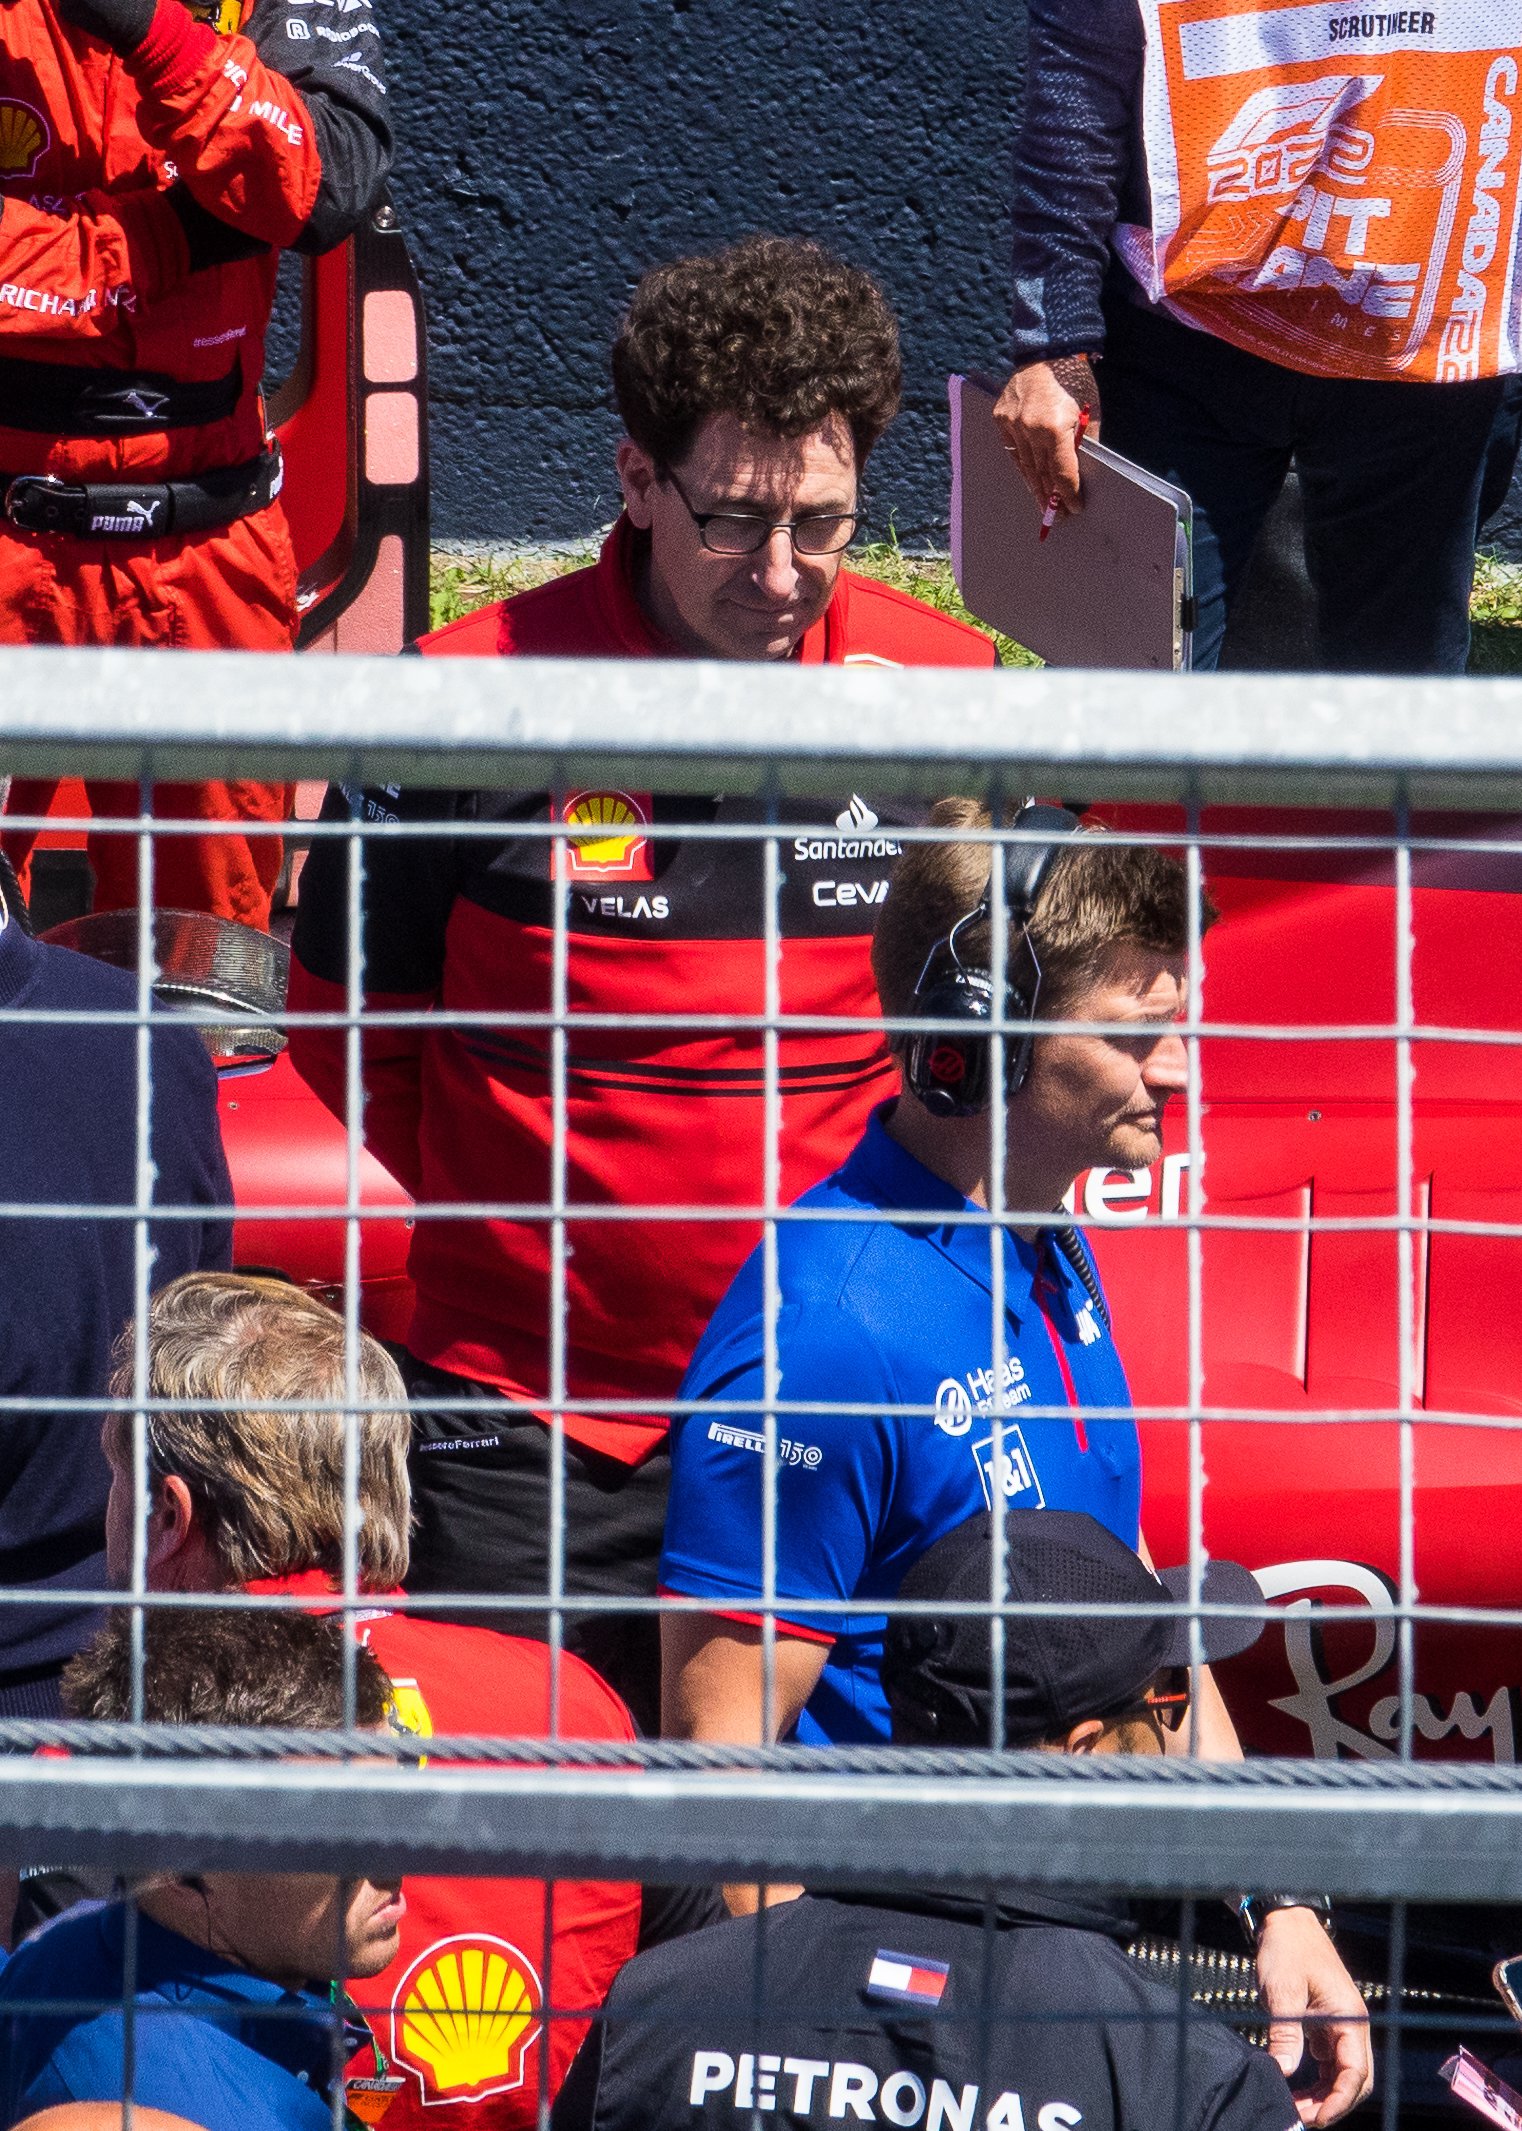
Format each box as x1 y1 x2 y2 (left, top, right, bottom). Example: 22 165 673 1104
4 650 1522 2131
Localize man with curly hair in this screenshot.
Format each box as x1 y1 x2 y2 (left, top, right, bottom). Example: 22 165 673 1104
427 233 982 666
287 237 995 1730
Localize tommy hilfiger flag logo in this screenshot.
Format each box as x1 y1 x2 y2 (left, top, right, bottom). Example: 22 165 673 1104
866 1951 950 2007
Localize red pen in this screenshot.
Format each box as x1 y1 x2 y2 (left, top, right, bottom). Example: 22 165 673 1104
1038 405 1092 542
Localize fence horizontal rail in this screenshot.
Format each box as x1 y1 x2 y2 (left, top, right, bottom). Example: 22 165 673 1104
9 811 1522 855
7 648 1522 804
3 1749 1522 1899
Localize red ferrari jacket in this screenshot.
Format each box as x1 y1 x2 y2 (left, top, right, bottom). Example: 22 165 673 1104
288 519 997 1462
246 1574 643 2131
0 0 389 482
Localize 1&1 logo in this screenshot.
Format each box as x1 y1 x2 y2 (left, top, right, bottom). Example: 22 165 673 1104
973 1426 1045 1511
392 1935 544 2103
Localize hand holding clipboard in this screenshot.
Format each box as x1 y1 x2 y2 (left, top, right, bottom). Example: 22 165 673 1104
950 372 1196 672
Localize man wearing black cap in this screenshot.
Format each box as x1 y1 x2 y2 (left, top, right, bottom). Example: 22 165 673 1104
555 1512 1358 2131
878 1508 1265 1758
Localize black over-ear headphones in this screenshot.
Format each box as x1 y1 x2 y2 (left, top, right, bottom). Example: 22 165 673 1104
903 802 1082 1118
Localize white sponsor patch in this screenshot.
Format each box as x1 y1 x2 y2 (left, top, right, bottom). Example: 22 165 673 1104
1179 0 1522 81
705 1420 822 1468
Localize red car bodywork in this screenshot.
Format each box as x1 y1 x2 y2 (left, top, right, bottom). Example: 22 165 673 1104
221 1046 414 1342
1087 805 1522 1769
218 800 1522 1771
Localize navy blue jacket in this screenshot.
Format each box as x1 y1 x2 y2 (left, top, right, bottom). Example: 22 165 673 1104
0 906 232 1681
1010 0 1149 366
0 1903 359 2131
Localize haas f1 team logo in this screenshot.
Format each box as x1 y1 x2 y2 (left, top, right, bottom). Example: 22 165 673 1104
0 101 50 182
392 1935 544 2104
558 789 653 882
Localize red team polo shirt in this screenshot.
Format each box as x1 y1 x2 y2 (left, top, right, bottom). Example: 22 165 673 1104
245 1575 641 2131
288 519 996 1460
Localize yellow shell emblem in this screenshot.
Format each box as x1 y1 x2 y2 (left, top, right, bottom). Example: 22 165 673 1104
559 788 653 880
565 789 642 863
385 1677 434 1768
391 1936 543 2101
0 101 49 182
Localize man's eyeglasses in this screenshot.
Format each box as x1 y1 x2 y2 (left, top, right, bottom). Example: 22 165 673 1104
662 465 861 557
1125 1666 1191 1734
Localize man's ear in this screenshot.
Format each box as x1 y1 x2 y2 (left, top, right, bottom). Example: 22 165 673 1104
149 1475 200 1576
1061 1716 1109 1756
616 438 660 528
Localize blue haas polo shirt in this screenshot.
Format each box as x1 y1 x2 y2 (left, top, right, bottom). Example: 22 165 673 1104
661 1105 1143 1745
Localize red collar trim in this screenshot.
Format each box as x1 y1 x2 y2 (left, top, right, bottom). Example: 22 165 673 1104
593 512 845 662
596 516 681 656
242 1571 405 1603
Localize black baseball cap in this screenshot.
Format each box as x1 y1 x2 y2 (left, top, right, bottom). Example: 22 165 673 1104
880 1510 1265 1747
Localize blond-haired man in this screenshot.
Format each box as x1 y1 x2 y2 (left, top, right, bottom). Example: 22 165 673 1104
94 1272 661 2131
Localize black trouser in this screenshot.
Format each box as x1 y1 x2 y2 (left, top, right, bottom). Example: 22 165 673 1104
1099 292 1507 674
402 1356 671 1736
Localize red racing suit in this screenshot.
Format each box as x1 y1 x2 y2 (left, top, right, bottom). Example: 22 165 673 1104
243 1575 646 2131
288 517 998 1463
0 0 390 926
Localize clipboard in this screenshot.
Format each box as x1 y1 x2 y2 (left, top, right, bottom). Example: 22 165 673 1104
949 372 1195 670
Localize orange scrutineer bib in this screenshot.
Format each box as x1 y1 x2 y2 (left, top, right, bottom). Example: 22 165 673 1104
1115 0 1522 381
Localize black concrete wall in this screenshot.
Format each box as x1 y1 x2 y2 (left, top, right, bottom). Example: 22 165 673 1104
376 3 1522 558
383 0 1024 545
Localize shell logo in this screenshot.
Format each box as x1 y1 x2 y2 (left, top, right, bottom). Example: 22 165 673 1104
385 1676 434 1767
187 0 248 27
559 788 652 881
0 102 50 182
391 1935 543 2105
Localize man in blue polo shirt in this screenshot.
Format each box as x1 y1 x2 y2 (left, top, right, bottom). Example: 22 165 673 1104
660 802 1186 1750
658 799 1372 2124
0 1607 404 2131
662 1102 1142 1745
